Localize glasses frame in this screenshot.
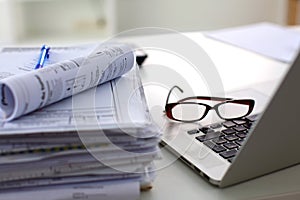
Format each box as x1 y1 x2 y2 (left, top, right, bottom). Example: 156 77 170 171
165 86 255 122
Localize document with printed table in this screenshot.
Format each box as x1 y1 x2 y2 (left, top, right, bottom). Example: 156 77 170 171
0 43 161 200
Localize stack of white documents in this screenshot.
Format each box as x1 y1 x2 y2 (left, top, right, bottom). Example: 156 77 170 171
0 44 161 200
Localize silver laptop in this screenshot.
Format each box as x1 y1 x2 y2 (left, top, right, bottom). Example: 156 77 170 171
160 51 300 187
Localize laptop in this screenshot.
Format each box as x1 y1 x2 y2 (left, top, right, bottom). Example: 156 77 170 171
159 51 300 187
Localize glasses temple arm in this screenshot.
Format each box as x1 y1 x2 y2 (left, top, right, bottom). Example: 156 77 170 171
178 96 232 103
166 85 184 106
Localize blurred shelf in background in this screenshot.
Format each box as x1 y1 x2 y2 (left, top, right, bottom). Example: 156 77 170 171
0 0 116 45
0 0 289 45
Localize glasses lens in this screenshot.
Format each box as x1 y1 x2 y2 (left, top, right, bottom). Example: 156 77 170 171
217 102 250 119
171 103 207 121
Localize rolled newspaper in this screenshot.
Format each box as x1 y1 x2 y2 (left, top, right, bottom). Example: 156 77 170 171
0 43 135 121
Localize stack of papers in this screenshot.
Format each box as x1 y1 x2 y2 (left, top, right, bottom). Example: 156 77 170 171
0 44 161 199
205 22 300 63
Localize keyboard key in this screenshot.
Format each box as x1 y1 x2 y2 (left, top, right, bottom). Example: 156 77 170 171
203 141 226 153
243 122 253 129
236 132 247 138
210 123 222 129
224 142 239 149
222 128 236 135
224 134 239 141
236 139 245 146
246 114 260 122
220 149 238 159
233 119 247 125
212 145 226 153
212 137 227 145
222 121 236 128
203 140 215 148
187 129 199 135
233 125 247 132
199 127 213 134
195 132 222 142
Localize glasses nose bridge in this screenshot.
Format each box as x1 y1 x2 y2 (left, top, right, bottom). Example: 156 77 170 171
206 104 222 118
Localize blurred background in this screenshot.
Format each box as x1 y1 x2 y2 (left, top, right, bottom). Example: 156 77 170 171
0 0 296 45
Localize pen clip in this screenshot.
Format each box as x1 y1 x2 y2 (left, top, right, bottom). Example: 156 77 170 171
35 45 50 70
43 45 50 59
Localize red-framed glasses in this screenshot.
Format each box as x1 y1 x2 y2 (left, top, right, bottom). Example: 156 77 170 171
165 86 255 122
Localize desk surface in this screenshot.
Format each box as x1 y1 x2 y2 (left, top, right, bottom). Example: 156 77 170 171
125 31 300 200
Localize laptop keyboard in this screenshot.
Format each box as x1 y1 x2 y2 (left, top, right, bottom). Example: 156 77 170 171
187 114 260 163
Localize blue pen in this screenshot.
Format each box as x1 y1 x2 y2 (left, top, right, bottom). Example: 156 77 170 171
35 45 50 69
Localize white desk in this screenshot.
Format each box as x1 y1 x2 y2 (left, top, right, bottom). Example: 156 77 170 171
123 32 300 199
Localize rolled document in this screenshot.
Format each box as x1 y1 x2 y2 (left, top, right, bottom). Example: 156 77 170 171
0 43 135 121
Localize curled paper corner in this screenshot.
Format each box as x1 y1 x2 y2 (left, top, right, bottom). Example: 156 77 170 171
0 82 15 122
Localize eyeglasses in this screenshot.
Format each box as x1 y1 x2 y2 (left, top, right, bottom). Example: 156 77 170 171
164 86 255 122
